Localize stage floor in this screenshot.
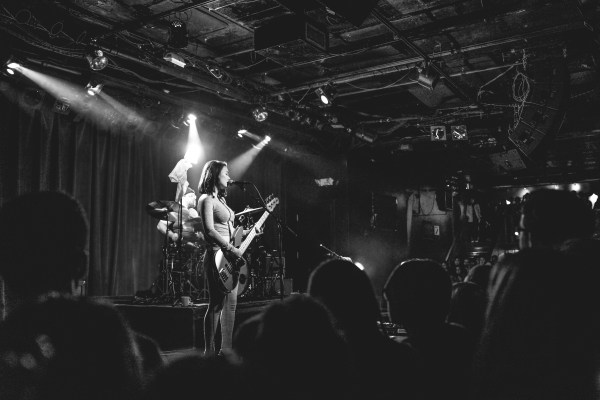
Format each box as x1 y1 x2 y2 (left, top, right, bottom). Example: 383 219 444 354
95 296 284 352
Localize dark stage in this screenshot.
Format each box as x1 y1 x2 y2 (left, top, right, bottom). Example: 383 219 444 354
101 296 282 352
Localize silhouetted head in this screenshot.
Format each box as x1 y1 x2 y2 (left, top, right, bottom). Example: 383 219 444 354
448 282 486 338
307 258 380 337
383 258 452 334
248 294 349 399
142 354 244 400
519 189 594 249
0 191 89 300
0 295 141 400
474 247 598 400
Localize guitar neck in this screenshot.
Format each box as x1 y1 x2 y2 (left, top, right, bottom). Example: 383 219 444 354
238 210 270 255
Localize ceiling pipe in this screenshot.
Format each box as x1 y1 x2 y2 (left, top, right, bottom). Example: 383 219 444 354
271 22 583 96
94 0 216 41
337 62 522 98
371 7 472 103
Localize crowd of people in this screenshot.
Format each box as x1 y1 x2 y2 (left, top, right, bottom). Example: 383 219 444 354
0 188 599 400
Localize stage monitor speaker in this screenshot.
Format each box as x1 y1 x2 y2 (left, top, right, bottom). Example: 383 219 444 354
321 0 379 27
508 62 569 155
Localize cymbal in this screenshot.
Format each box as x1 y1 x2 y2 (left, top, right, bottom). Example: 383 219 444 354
146 200 180 220
235 207 263 217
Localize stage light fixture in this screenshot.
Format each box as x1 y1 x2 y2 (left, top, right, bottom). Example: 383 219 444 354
315 84 336 105
265 135 271 142
168 20 188 49
252 106 268 122
4 56 22 75
208 65 223 80
416 63 440 91
86 49 108 71
6 62 20 75
85 80 104 96
187 113 197 122
164 52 186 68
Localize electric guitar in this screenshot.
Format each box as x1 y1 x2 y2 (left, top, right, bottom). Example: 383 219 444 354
213 195 279 293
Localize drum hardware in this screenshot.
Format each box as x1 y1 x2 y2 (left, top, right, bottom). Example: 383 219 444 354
235 206 264 218
146 198 209 304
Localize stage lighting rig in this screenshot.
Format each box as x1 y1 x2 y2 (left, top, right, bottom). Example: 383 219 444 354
4 56 23 75
86 49 108 71
85 79 104 96
315 83 336 105
416 62 440 91
252 106 268 122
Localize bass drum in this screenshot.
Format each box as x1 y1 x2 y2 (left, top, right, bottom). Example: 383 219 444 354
236 262 250 298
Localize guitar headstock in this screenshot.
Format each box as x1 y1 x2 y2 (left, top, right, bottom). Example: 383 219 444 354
265 195 280 212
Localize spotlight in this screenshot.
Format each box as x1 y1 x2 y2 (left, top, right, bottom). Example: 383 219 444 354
164 52 187 68
252 107 268 122
6 62 20 75
4 57 22 75
187 113 197 122
208 65 223 80
315 84 336 105
168 20 188 49
86 49 108 71
265 135 271 142
85 80 104 96
416 62 440 91
354 129 376 143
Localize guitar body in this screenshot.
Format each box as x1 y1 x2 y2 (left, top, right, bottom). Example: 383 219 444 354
213 249 247 293
210 196 279 294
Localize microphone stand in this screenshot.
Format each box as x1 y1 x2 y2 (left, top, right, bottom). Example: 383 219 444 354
318 243 349 261
248 183 297 301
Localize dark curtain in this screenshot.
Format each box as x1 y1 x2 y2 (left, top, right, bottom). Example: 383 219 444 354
0 88 174 296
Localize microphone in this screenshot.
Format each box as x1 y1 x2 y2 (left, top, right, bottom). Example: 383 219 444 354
228 180 251 186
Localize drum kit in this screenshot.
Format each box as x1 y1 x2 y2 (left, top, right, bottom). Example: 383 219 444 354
144 200 282 304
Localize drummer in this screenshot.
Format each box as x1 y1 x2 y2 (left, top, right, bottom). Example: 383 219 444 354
156 188 204 245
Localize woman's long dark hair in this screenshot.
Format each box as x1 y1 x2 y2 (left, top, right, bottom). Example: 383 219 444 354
198 160 227 198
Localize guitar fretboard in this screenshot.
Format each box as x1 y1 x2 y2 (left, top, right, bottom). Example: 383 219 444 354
239 209 270 255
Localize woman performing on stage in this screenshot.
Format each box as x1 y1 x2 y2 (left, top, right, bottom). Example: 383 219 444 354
197 160 243 356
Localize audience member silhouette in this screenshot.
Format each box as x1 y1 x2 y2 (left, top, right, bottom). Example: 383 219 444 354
465 260 492 289
141 353 246 400
0 191 163 381
233 294 351 400
518 189 594 250
0 191 89 316
448 282 487 340
0 295 142 400
307 258 420 400
384 258 474 400
472 248 600 400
